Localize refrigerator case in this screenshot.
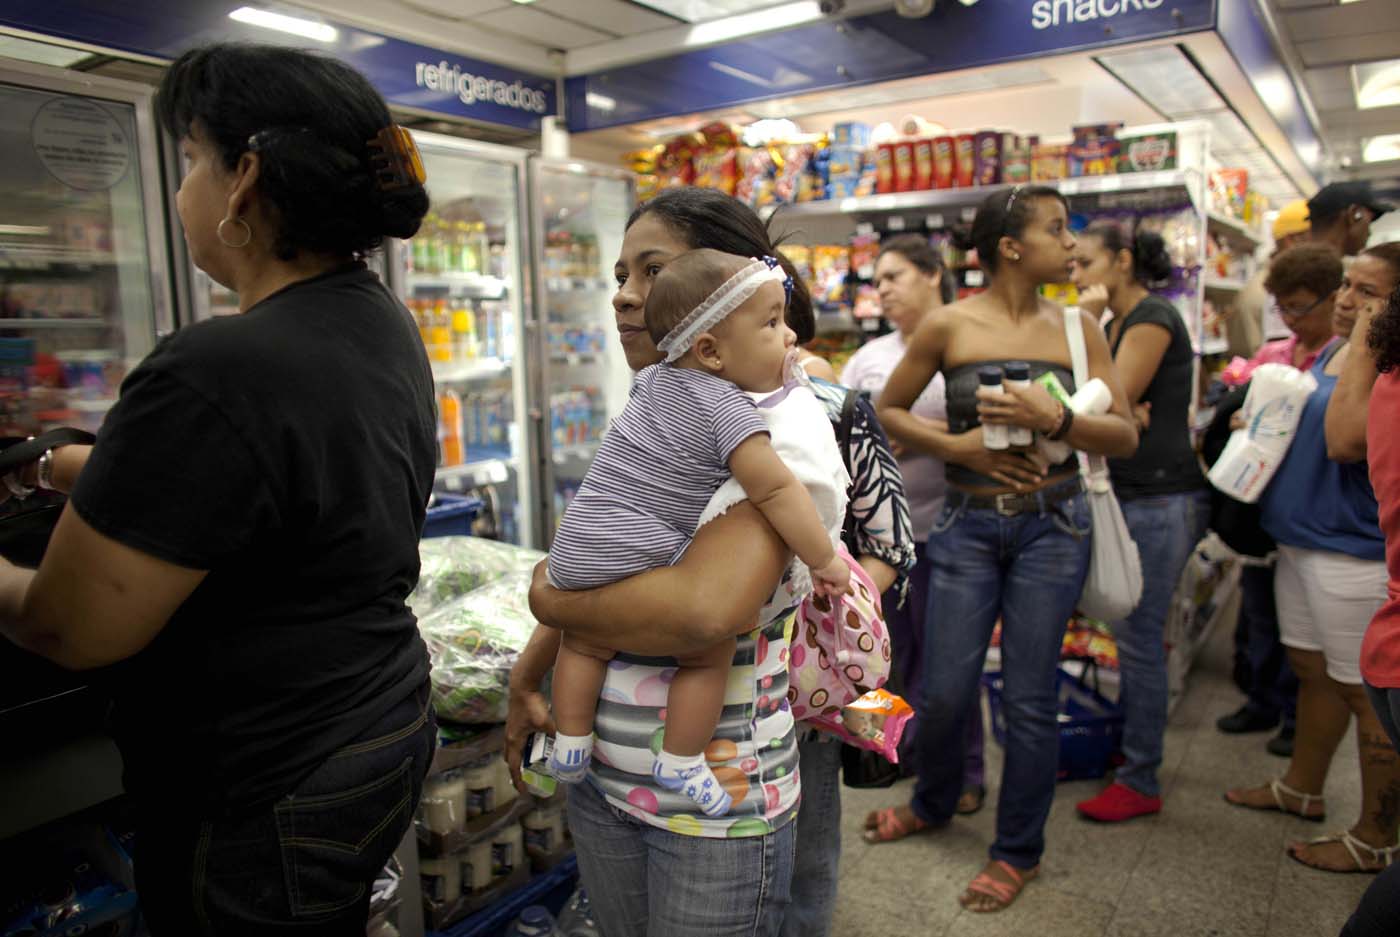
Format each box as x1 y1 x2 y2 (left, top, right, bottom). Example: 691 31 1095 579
0 60 173 439
385 132 538 548
529 158 635 544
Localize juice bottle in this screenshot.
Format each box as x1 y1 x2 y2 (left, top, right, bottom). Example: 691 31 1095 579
481 303 499 360
454 221 477 274
413 213 436 272
413 299 433 349
439 389 465 466
430 217 453 275
431 299 454 363
452 301 478 361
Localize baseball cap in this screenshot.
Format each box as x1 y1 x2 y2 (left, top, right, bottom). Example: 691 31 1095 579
1306 181 1393 226
1272 200 1311 240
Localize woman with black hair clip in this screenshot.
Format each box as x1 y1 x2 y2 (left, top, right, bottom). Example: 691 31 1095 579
0 44 438 935
1068 222 1209 823
867 187 1138 912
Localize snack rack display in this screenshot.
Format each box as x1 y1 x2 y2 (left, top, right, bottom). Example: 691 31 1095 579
527 158 636 542
383 133 539 549
0 59 173 440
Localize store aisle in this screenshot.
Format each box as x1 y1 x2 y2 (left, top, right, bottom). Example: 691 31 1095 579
833 622 1372 937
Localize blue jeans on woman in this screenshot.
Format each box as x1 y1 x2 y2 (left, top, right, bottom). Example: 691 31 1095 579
567 777 795 937
910 486 1092 869
1112 489 1210 797
779 731 843 937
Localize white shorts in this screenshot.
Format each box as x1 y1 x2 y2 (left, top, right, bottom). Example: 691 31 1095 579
1275 543 1387 685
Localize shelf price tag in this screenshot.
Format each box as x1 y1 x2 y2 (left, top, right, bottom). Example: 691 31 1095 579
925 213 944 229
965 269 985 287
855 222 875 237
860 318 882 332
1098 176 1123 192
960 207 976 223
886 216 906 231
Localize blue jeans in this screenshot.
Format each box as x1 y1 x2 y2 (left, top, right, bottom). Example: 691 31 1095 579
1113 490 1210 797
134 684 435 936
779 731 842 937
910 488 1092 869
567 778 795 937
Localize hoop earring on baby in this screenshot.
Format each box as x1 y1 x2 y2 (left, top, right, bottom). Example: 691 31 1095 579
217 217 252 248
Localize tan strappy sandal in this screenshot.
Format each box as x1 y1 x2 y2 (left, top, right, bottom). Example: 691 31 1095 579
1223 777 1326 822
1289 830 1400 874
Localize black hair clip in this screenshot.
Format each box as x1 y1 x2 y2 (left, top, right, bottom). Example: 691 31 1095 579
367 124 426 191
761 255 794 307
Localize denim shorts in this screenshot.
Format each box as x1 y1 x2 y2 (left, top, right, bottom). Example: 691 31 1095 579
135 683 436 936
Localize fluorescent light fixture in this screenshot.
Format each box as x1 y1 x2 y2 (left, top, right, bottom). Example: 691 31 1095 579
1353 59 1400 110
585 91 618 112
228 7 338 42
0 36 89 68
631 1 791 22
709 60 774 87
1364 134 1400 164
511 0 538 4
0 225 51 237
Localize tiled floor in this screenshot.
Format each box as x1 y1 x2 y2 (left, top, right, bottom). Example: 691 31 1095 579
832 622 1375 937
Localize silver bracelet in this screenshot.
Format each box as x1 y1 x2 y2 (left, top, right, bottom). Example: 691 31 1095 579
3 472 33 500
37 449 54 491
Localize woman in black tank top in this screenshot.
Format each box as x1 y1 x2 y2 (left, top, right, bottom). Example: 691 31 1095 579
864 188 1137 912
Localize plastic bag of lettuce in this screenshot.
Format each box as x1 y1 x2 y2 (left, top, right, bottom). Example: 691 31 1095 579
418 569 539 724
411 536 545 615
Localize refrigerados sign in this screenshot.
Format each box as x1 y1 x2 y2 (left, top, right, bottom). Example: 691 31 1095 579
1031 0 1165 29
415 60 549 115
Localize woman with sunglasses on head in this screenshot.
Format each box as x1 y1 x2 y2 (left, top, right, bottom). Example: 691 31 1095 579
1067 223 1209 823
1224 244 1400 875
868 186 1138 912
505 186 914 937
0 45 437 934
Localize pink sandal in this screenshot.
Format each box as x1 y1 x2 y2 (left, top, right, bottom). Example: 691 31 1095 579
960 860 1038 912
861 806 930 844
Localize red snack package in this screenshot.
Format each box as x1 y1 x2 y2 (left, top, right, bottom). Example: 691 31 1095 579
954 133 976 187
875 143 896 194
893 141 916 192
913 138 934 190
933 136 955 189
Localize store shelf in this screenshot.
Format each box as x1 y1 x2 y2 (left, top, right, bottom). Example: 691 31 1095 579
548 352 604 367
1207 212 1263 249
408 272 509 299
552 440 601 463
435 455 514 489
431 358 511 383
546 276 611 293
762 170 1195 221
1204 276 1248 293
0 246 119 269
0 318 107 329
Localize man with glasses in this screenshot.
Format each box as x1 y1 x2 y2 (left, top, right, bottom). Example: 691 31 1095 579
1308 181 1393 258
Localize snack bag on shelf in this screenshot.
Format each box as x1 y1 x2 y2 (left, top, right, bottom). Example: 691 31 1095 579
1068 123 1122 176
773 140 820 204
1001 134 1036 185
691 148 738 195
735 146 776 206
932 135 956 189
953 133 976 187
1209 168 1249 219
913 137 934 190
852 282 881 319
850 232 880 280
811 245 851 307
656 133 698 189
832 121 871 148
826 144 864 199
875 143 897 194
892 141 916 192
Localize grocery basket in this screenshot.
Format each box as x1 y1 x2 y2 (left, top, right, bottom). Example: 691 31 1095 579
981 661 1124 782
423 493 485 539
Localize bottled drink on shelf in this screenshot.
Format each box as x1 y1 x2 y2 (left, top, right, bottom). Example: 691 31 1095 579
471 222 489 277
451 301 478 361
478 303 498 360
412 213 437 274
430 299 454 363
430 216 454 275
452 221 478 275
438 389 464 467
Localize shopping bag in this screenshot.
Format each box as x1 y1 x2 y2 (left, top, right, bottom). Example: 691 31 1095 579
1063 308 1143 621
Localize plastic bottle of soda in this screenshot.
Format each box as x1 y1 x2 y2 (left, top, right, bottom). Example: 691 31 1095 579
452 301 478 361
439 389 464 467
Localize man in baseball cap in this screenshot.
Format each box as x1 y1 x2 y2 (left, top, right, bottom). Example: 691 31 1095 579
1272 200 1311 254
1307 181 1393 256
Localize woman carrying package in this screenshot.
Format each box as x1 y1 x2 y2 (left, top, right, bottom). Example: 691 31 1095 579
868 186 1138 912
1068 223 1209 823
1225 244 1400 875
841 234 987 814
504 186 914 937
0 45 438 934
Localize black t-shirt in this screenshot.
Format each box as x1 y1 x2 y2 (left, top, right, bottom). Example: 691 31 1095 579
70 263 437 813
1108 295 1207 499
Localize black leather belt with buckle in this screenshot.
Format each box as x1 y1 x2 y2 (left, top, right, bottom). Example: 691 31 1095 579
950 476 1084 517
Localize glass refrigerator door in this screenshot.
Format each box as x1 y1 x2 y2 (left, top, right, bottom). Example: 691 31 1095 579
531 159 635 543
388 133 536 548
0 62 171 436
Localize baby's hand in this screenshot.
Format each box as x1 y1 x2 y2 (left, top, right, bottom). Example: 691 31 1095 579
810 555 851 599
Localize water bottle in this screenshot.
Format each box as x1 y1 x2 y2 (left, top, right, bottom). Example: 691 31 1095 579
505 905 561 937
557 886 602 937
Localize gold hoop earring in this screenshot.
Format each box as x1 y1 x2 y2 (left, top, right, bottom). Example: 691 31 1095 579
217 217 252 248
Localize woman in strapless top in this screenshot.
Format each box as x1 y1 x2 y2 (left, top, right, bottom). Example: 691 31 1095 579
865 186 1138 913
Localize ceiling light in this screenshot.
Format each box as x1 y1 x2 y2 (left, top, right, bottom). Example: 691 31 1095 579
510 0 538 4
228 7 338 42
1363 134 1400 164
1353 60 1400 110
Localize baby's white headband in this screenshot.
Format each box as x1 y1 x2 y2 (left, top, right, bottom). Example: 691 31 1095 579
656 255 793 363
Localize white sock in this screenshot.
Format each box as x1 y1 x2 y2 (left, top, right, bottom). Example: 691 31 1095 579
652 749 733 817
550 732 593 783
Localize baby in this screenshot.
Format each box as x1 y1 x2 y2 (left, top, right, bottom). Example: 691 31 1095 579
546 249 850 816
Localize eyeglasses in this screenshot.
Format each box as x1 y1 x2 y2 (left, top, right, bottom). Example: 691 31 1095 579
1271 290 1335 319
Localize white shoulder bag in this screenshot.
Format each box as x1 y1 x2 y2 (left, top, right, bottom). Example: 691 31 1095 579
1063 306 1143 622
